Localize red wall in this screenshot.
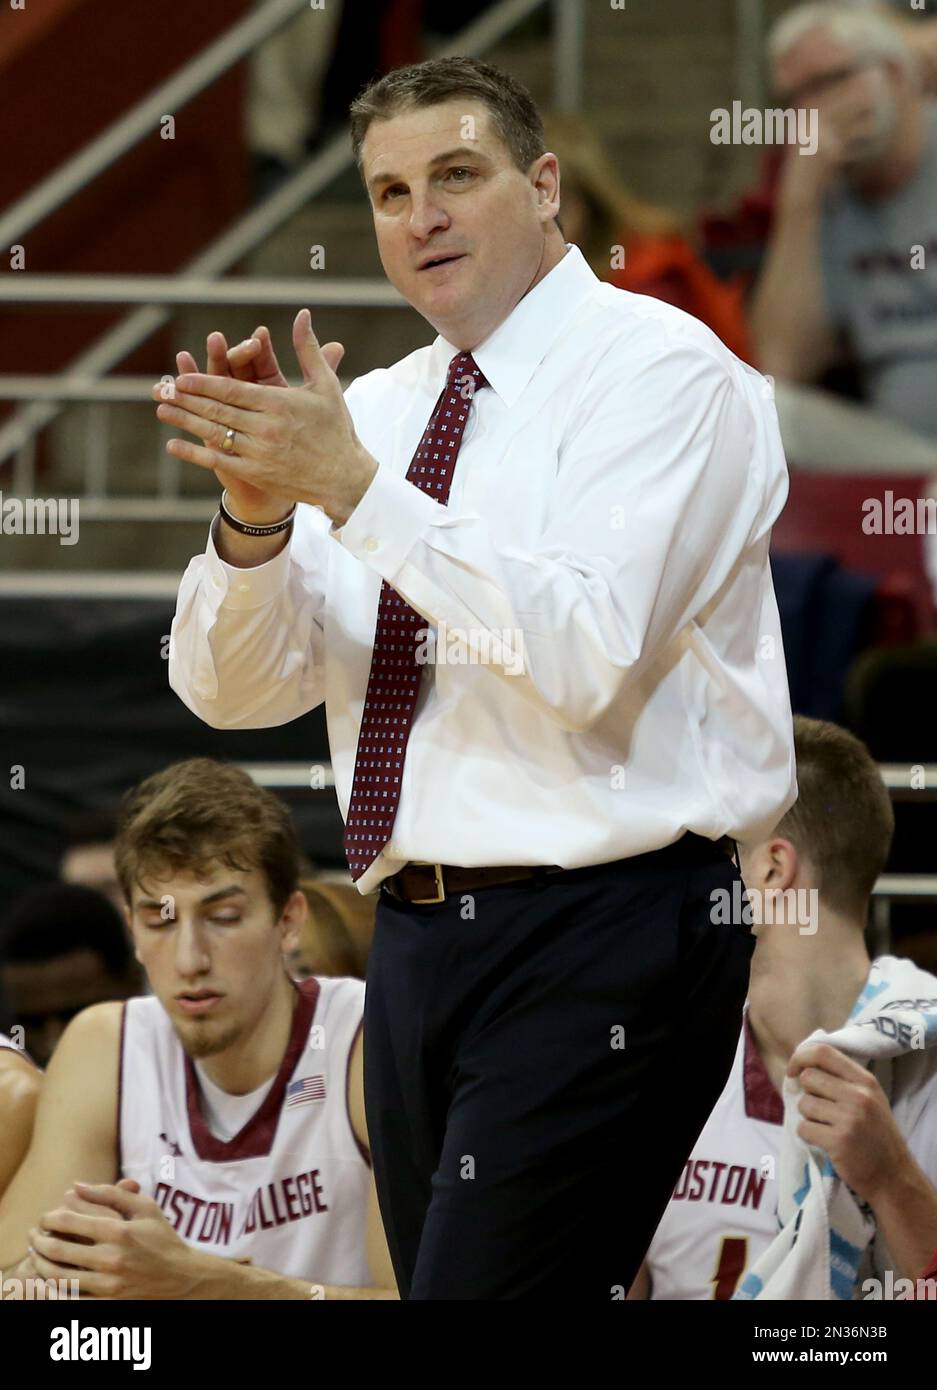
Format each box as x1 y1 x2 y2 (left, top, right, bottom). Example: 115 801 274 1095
0 0 252 457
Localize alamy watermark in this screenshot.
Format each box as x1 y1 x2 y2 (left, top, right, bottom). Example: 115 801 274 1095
415 622 525 675
1 1274 79 1299
49 1319 152 1368
710 102 818 156
710 882 819 935
862 1271 937 1300
862 490 937 535
0 492 79 546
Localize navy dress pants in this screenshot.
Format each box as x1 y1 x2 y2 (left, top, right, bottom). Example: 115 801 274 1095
363 832 755 1300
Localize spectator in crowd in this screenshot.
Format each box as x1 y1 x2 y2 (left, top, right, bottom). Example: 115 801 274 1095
247 0 346 196
0 884 142 1067
288 879 376 981
631 716 937 1299
851 0 937 93
247 0 491 197
751 2 937 474
543 112 754 361
59 808 122 915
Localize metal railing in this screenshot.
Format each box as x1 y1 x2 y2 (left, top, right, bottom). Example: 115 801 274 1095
239 761 937 804
0 277 407 308
0 0 767 509
0 374 349 402
0 0 581 490
0 0 313 251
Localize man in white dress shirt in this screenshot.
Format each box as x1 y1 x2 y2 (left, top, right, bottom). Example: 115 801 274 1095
155 56 797 1299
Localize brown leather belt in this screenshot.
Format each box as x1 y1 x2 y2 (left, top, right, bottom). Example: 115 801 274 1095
381 836 736 905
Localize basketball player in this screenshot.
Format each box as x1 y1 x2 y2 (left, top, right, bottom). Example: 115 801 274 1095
0 759 396 1298
0 1035 40 1198
630 716 937 1299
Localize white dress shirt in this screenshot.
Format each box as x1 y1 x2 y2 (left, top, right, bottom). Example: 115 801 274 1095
169 243 797 894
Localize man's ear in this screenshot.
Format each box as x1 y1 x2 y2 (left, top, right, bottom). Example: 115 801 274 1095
532 151 560 220
765 836 799 892
278 888 309 957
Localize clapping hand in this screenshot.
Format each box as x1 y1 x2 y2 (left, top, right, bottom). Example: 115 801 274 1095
152 310 372 526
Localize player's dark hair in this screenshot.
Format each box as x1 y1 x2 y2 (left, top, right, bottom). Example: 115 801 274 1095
113 758 301 919
349 55 546 186
0 883 133 977
775 716 894 920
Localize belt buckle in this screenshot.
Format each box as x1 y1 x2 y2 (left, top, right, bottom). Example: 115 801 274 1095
409 862 446 905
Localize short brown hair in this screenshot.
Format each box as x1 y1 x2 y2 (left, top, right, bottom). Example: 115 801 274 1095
775 716 894 919
114 758 301 918
349 55 545 185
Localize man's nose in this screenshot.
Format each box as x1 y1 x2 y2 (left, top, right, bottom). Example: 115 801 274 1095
408 191 449 239
174 920 211 975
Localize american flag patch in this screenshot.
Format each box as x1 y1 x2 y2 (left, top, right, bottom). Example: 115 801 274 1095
286 1075 327 1108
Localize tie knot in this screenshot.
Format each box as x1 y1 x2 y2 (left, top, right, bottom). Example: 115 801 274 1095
447 351 488 395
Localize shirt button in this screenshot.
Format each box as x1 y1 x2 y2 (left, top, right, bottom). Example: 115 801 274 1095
237 583 250 593
211 576 222 588
365 537 379 553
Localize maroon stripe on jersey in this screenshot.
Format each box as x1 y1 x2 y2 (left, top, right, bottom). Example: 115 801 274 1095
742 1013 784 1125
184 977 321 1162
116 1002 128 1174
345 1015 371 1168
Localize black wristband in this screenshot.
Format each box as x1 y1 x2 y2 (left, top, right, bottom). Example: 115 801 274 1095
219 490 296 537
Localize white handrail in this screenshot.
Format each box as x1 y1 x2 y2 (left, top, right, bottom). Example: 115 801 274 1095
0 276 408 306
735 0 767 114
0 0 578 470
241 763 335 790
874 875 937 898
0 127 355 466
0 0 312 249
0 375 350 401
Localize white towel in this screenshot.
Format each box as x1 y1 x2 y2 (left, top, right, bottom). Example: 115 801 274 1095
734 954 937 1300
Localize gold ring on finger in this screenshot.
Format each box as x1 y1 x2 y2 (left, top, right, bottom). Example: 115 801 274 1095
221 428 237 455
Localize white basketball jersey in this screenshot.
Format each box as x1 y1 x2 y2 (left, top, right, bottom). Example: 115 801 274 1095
647 1010 783 1300
119 976 372 1286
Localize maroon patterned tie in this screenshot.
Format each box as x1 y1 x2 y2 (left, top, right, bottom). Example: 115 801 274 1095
344 351 489 881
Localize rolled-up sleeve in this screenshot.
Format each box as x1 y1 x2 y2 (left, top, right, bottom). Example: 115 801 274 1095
333 340 771 734
168 506 331 729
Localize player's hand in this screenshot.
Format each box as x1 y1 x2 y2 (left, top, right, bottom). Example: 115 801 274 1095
161 325 307 525
778 64 889 211
156 317 347 524
789 1042 912 1205
151 309 371 526
813 60 898 168
29 1180 199 1300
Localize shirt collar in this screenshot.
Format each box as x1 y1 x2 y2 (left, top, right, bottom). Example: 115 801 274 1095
430 243 599 409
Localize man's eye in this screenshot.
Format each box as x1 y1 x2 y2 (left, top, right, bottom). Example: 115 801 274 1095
210 913 241 924
382 168 473 201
